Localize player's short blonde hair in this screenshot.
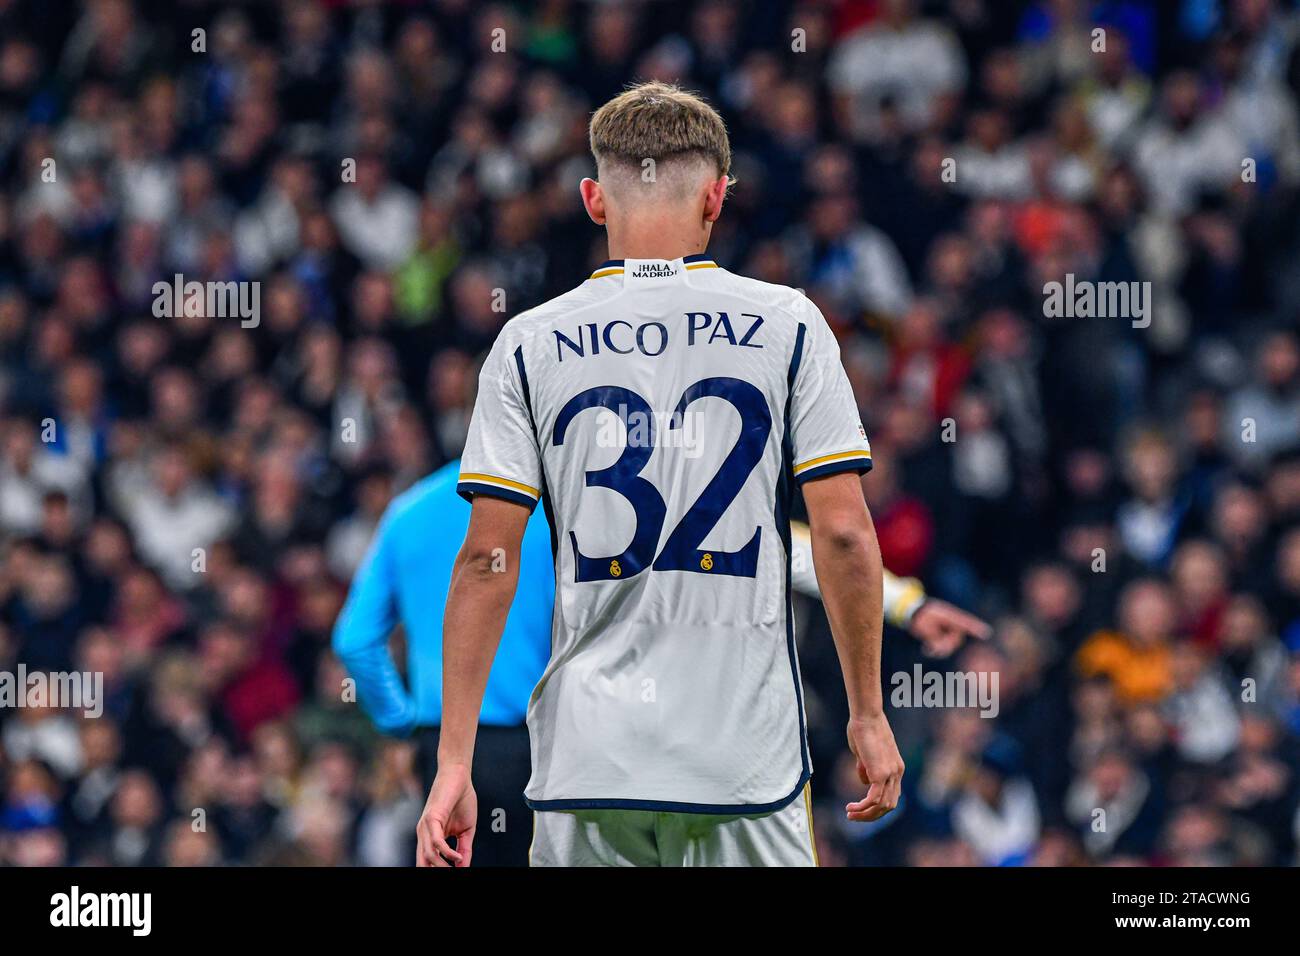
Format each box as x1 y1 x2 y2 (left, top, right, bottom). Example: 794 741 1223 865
589 81 731 182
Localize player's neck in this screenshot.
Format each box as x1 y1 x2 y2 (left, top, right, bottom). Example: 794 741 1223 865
606 219 710 262
606 239 708 261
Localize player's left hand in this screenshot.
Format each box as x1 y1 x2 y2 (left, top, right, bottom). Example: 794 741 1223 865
417 763 477 867
845 713 904 822
908 599 991 658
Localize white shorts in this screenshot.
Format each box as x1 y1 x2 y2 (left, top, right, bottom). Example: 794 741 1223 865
528 784 819 867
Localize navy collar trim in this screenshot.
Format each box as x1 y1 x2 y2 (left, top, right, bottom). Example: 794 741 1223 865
595 254 717 269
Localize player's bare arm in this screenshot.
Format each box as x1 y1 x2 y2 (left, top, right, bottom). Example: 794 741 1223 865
417 496 529 867
802 472 904 822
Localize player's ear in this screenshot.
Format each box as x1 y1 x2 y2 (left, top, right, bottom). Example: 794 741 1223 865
702 175 728 223
580 177 606 225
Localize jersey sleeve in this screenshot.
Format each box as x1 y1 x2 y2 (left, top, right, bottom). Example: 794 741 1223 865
457 334 543 511
787 302 873 484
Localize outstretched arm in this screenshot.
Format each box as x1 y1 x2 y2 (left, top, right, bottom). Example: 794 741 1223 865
789 520 989 656
417 495 528 867
802 472 904 822
791 519 922 618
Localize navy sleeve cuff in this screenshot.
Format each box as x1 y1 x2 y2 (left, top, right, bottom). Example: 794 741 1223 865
793 454 873 484
457 475 540 512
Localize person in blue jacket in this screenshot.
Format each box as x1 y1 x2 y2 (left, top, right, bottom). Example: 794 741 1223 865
332 459 554 866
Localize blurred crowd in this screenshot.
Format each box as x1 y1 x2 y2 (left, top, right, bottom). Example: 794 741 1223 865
2 0 1300 867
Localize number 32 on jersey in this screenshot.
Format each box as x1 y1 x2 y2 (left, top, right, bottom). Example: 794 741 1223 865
553 376 770 583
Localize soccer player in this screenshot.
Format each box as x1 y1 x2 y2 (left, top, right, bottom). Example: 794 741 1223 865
419 82 905 867
335 473 977 868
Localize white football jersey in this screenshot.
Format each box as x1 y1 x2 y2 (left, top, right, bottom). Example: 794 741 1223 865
459 254 872 813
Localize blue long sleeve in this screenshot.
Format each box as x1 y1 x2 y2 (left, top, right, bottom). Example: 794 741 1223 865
331 520 419 737
332 463 553 731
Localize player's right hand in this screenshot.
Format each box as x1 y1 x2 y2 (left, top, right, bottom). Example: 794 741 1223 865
908 599 992 658
417 763 477 867
845 713 904 822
